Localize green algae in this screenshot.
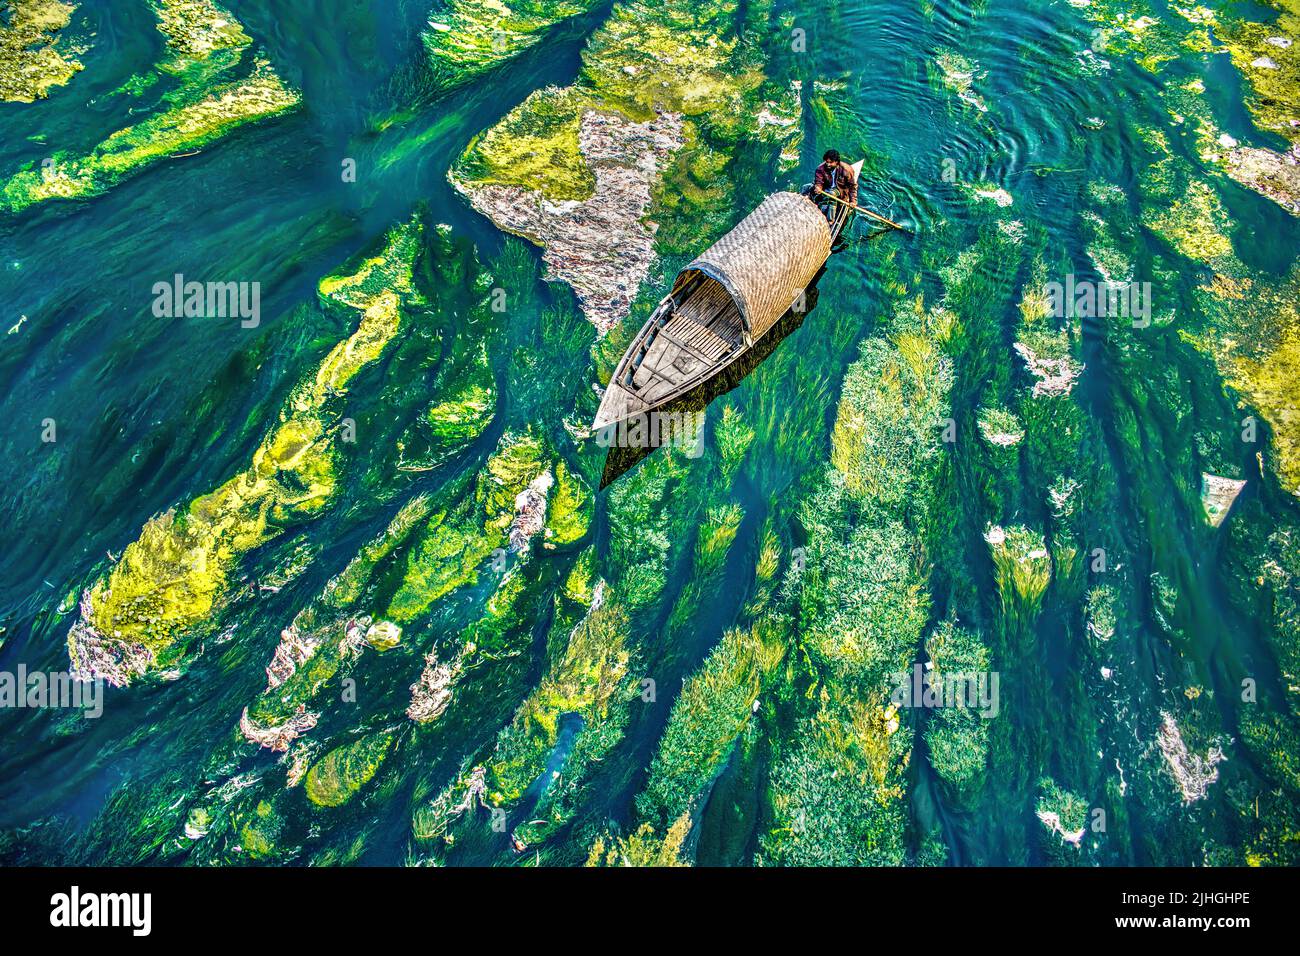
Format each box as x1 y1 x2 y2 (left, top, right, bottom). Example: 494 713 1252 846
422 0 602 96
636 619 785 828
1217 0 1300 147
830 298 954 518
386 430 548 622
386 507 494 622
2 0 300 213
479 429 547 533
455 85 596 202
465 402 756 852
761 700 912 865
1084 584 1119 645
714 404 756 484
323 495 436 610
1137 127 1235 264
0 0 82 103
236 800 283 859
1190 266 1300 493
305 732 394 807
1036 778 1089 847
755 260 968 866
585 811 691 866
2 59 300 213
241 497 436 738
1081 0 1215 75
923 618 992 804
411 578 627 852
930 50 989 115
546 460 591 547
423 344 496 456
985 523 1053 631
579 0 762 125
150 0 251 69
68 219 426 683
404 561 549 733
242 611 358 736
977 405 1025 449
561 546 597 606
489 599 630 803
605 450 681 610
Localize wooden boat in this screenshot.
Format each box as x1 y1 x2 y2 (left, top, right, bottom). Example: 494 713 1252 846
593 162 863 431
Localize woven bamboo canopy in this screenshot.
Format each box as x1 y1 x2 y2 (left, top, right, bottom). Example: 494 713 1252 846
671 191 832 342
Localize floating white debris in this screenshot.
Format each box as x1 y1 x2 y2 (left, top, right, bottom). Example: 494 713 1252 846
1014 342 1084 398
408 651 457 723
974 186 1013 207
509 470 554 553
1155 712 1227 804
1200 473 1245 527
1036 809 1085 846
240 704 319 752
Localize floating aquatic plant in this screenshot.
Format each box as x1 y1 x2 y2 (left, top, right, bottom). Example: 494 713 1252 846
2 59 301 213
422 0 603 96
0 0 82 103
66 219 426 685
304 732 394 807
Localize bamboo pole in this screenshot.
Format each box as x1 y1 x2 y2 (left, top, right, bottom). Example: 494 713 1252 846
818 190 906 231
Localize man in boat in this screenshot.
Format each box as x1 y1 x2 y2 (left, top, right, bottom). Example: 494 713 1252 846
805 149 858 222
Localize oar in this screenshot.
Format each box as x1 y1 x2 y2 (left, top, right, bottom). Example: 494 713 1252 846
819 191 907 231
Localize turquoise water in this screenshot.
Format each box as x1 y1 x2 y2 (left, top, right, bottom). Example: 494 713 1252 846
1 0 1299 866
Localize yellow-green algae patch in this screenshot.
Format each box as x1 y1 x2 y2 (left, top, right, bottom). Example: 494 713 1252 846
1081 0 1216 75
455 85 596 202
488 596 630 804
1189 267 1300 494
576 0 762 126
423 341 496 455
1137 127 1235 264
636 617 785 828
238 494 437 754
545 460 591 547
305 732 394 807
386 430 552 622
2 59 300 213
1093 90 1300 495
1217 0 1300 147
0 0 82 103
1090 0 1300 214
423 0 603 95
150 0 250 66
414 586 633 848
66 219 426 686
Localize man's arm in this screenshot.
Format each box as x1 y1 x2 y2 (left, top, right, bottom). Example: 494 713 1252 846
812 164 828 194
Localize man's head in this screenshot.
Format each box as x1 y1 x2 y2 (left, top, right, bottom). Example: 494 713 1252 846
822 149 841 166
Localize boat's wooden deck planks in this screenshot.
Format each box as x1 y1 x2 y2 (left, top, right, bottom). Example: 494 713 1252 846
596 272 754 428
